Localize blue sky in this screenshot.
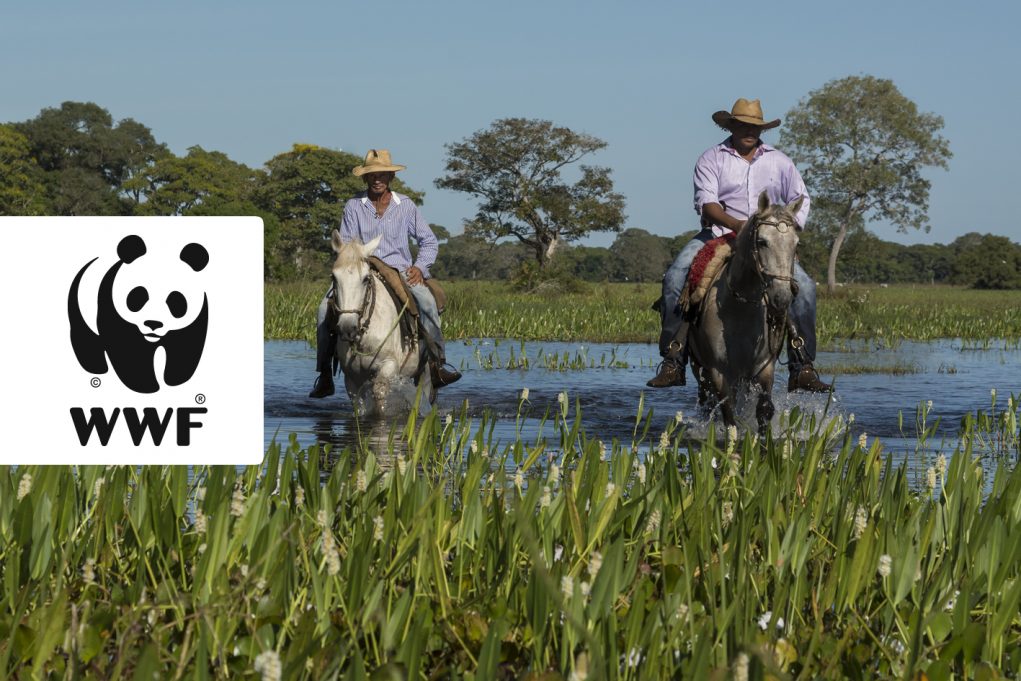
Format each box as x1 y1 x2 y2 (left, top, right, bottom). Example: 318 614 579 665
2 0 1016 247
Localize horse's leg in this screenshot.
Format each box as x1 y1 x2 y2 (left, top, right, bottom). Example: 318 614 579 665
754 367 776 436
755 392 775 437
720 400 736 429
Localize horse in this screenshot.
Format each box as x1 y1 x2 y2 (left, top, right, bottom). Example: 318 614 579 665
326 230 434 415
687 192 803 434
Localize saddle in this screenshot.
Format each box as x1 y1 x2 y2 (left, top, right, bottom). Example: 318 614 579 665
680 233 736 313
367 256 446 316
365 257 446 359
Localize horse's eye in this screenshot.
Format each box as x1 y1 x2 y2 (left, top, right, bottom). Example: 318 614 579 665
757 239 769 248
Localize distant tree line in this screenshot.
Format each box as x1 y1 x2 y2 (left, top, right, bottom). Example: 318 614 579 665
3 101 1019 289
432 228 1021 290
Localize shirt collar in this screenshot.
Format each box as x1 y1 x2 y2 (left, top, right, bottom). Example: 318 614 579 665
719 138 774 158
359 191 403 205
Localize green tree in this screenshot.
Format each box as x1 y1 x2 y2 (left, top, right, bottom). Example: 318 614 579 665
609 228 675 282
951 233 1021 289
15 101 168 214
780 76 951 292
0 124 48 215
435 118 626 269
127 146 263 216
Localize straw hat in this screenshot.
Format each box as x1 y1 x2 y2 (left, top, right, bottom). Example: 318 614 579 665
711 99 781 131
352 149 406 177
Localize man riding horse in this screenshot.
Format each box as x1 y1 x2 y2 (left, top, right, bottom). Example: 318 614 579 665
647 99 831 393
309 149 462 398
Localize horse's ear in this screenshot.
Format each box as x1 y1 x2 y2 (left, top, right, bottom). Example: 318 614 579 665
786 196 804 225
364 234 383 257
331 230 344 253
757 191 770 214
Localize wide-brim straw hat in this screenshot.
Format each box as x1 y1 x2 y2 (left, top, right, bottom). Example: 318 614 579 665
352 149 406 176
711 99 781 131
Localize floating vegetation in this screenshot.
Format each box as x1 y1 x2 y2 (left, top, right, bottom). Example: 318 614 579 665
819 360 922 375
462 341 632 371
3 393 1020 678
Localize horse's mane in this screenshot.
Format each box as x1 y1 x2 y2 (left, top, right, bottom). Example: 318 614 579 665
333 240 368 268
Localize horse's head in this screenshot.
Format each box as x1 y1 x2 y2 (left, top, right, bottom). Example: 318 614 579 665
329 230 382 342
740 192 803 314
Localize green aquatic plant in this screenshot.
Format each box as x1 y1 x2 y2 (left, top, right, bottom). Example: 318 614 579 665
2 394 1020 678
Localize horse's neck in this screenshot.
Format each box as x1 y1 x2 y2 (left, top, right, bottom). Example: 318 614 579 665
360 275 397 342
724 229 762 302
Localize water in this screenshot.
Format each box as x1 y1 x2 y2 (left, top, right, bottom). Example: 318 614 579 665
265 338 1019 479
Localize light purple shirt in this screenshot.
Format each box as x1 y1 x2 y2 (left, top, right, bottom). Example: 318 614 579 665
339 191 438 277
693 139 810 237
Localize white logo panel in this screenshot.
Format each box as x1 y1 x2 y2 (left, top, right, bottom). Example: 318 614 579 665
0 217 264 464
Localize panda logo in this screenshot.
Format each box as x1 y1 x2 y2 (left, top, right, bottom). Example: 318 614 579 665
68 234 209 394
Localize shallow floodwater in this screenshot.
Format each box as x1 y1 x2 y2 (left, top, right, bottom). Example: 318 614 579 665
265 338 1019 479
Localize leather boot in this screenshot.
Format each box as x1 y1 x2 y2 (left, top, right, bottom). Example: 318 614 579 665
308 371 335 398
788 363 831 393
647 356 686 388
430 360 462 387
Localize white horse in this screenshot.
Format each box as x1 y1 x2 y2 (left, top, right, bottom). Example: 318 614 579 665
687 193 803 434
327 230 434 414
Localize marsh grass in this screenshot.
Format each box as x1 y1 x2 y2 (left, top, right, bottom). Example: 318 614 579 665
2 393 1020 679
463 341 631 371
818 361 922 375
267 282 1021 347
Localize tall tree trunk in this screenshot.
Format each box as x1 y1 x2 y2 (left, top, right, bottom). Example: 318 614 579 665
827 221 849 293
537 233 559 270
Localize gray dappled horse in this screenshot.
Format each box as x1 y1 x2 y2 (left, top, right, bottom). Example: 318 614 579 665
327 230 434 414
687 192 803 434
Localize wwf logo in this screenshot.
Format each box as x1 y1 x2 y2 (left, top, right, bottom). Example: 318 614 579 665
68 234 210 394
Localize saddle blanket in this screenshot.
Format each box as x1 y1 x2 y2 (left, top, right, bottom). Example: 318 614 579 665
683 233 736 308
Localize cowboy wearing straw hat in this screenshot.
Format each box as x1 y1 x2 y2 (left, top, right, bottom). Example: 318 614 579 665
309 149 462 398
646 99 831 393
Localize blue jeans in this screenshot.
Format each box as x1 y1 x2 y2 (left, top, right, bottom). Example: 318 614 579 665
658 228 817 371
315 276 445 373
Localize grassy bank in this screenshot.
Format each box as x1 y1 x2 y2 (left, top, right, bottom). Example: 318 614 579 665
3 395 1020 678
266 282 1021 346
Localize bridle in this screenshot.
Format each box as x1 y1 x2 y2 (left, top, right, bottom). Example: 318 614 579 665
733 216 800 306
328 270 380 344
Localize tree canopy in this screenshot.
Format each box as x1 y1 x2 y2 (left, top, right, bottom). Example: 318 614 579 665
435 118 626 269
0 125 48 215
779 76 952 291
15 101 168 215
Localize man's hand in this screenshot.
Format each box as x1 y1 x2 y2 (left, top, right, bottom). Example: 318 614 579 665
406 266 425 286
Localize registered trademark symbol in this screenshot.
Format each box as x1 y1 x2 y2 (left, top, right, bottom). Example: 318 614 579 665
90 377 101 388
195 394 206 404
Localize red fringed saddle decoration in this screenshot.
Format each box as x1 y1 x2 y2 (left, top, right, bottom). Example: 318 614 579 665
682 233 736 309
